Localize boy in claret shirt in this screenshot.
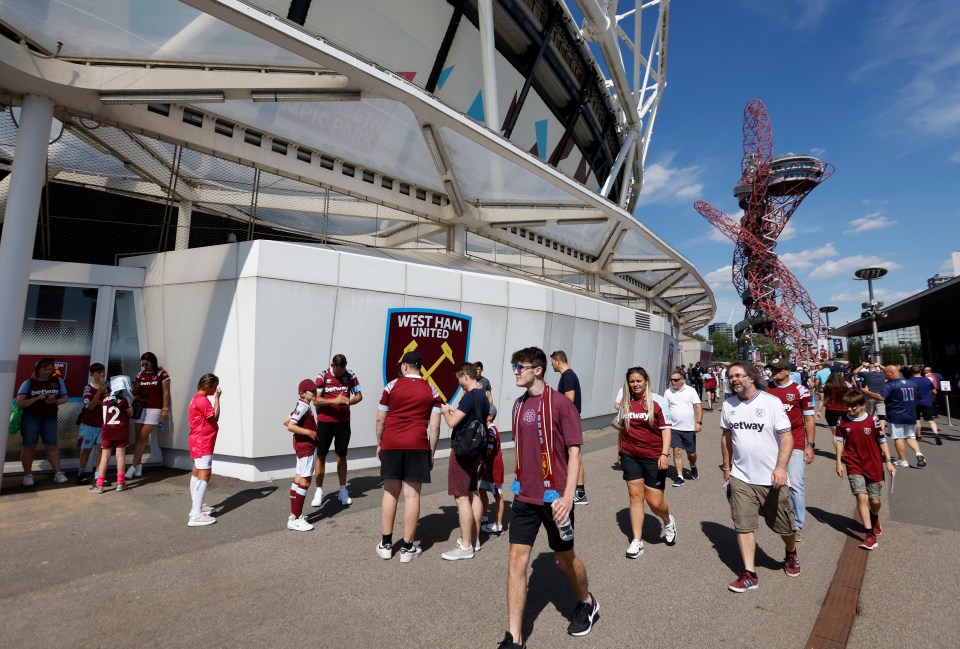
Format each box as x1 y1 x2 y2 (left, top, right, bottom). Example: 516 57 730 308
285 379 319 532
479 405 505 535
76 363 109 485
835 390 896 551
88 389 133 494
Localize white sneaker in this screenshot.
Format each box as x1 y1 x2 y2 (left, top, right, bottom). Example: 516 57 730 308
481 522 503 535
662 515 677 545
124 465 136 479
311 488 324 508
338 486 352 506
474 539 481 552
133 464 143 477
376 542 394 560
201 504 214 515
625 538 644 559
896 459 910 467
287 515 314 532
22 474 34 487
187 513 217 527
441 539 475 561
53 471 68 484
399 544 422 563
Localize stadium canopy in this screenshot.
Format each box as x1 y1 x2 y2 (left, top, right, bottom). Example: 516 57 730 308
0 0 714 333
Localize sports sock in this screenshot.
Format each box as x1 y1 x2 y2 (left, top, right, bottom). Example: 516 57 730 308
190 475 198 492
401 539 413 550
96 475 105 488
191 479 207 516
290 483 307 518
117 473 125 485
382 534 392 547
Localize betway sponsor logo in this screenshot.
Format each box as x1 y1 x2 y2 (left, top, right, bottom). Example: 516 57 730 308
729 421 765 431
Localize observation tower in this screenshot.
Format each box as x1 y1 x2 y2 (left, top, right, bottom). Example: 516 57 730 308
696 100 833 356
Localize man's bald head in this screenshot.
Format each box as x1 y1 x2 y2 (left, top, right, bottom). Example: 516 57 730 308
883 365 901 380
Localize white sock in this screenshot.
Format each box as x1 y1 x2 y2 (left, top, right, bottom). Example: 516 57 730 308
191 479 207 517
190 476 198 492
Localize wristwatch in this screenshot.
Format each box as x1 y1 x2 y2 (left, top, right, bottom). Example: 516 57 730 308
805 441 816 449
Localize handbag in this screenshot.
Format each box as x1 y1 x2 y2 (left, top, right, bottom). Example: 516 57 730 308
9 404 23 436
131 398 146 420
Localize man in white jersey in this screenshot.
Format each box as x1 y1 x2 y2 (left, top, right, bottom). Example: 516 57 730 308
720 361 800 593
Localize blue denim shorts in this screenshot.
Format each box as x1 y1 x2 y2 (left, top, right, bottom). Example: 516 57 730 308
78 423 102 449
20 414 58 446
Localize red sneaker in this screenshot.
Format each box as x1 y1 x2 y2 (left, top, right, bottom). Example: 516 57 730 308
872 519 882 537
784 551 801 577
859 534 879 550
728 571 759 593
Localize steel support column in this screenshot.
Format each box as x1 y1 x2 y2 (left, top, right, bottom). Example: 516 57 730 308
0 94 54 490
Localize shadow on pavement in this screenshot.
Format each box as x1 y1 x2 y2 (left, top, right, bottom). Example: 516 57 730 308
414 504 459 552
701 521 780 573
615 508 668 543
213 486 278 517
522 552 579 642
807 506 860 540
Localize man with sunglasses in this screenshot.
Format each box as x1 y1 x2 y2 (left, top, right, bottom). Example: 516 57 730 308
720 362 798 593
498 347 597 649
664 371 702 485
312 354 363 507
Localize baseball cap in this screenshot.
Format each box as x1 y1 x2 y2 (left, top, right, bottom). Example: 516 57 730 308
766 359 792 371
400 351 423 367
488 404 497 419
298 379 317 394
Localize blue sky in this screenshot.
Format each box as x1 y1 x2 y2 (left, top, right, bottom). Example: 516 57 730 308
595 0 960 335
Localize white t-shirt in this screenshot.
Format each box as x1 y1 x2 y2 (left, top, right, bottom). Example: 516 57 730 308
615 388 674 427
663 384 701 431
720 390 791 486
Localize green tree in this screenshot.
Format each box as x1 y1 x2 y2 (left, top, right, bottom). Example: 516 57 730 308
689 332 707 342
847 341 865 364
752 334 790 365
710 332 738 362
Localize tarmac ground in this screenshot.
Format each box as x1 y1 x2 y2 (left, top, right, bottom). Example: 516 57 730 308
2 404 959 648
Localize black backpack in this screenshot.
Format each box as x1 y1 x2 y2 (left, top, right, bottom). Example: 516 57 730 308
451 392 488 460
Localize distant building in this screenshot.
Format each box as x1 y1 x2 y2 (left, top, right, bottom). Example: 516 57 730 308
709 322 734 341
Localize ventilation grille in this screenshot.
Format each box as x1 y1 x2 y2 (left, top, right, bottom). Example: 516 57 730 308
635 311 651 330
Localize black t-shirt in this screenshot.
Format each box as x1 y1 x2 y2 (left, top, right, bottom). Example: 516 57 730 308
557 369 582 414
456 387 490 430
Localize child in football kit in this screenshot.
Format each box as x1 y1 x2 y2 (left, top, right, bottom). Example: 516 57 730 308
479 405 505 535
76 363 109 485
187 374 221 527
88 389 133 494
285 379 320 532
834 390 896 550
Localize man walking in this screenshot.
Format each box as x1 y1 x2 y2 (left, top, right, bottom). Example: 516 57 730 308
663 370 702 486
720 362 799 593
499 347 597 649
766 359 816 542
312 354 363 507
551 351 587 505
475 361 493 403
908 365 942 445
375 351 442 563
862 365 924 468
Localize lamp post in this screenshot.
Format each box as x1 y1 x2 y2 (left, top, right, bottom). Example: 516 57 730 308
801 323 815 363
818 304 838 359
854 267 888 364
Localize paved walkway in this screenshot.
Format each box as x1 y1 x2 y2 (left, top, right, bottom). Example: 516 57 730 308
2 406 958 648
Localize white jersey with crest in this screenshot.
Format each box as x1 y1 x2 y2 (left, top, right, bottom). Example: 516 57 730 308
720 390 791 486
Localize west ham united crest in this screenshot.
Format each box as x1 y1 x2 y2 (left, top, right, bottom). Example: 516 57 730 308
755 408 766 418
382 308 472 403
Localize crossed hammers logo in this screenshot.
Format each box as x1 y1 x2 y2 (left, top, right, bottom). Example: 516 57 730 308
398 339 456 401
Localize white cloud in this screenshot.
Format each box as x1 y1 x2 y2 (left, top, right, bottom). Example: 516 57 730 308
703 265 734 292
845 212 897 233
709 228 731 243
779 243 840 271
829 288 920 305
950 151 960 163
779 221 798 241
637 154 705 205
810 147 827 157
940 258 954 272
809 256 902 280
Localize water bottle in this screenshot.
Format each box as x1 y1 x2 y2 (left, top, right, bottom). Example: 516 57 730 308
157 420 164 431
558 517 574 542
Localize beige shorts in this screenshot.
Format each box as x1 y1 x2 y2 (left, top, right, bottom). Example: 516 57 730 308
848 473 883 500
729 476 795 535
865 398 886 417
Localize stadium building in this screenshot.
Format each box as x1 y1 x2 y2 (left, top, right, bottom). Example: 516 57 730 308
0 0 714 480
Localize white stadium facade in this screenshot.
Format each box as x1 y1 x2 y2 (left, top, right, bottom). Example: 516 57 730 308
0 0 714 481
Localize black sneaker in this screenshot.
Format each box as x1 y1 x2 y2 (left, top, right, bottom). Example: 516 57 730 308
935 436 943 445
497 632 525 649
917 454 926 468
573 490 588 505
567 593 599 636
690 466 699 480
76 472 90 485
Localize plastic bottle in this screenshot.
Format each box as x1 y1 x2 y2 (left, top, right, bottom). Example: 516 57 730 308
558 518 574 542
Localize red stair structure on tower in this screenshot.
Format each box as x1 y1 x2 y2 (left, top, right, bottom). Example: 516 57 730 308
695 100 834 357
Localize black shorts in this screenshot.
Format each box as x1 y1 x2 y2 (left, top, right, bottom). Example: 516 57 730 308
918 406 939 421
379 449 431 484
670 429 697 452
825 410 844 427
508 499 574 553
316 421 351 457
620 452 666 489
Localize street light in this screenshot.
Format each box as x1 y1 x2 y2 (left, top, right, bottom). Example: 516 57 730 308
818 304 838 359
854 267 888 364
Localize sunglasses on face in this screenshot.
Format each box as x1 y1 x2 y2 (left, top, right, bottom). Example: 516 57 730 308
512 364 534 373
